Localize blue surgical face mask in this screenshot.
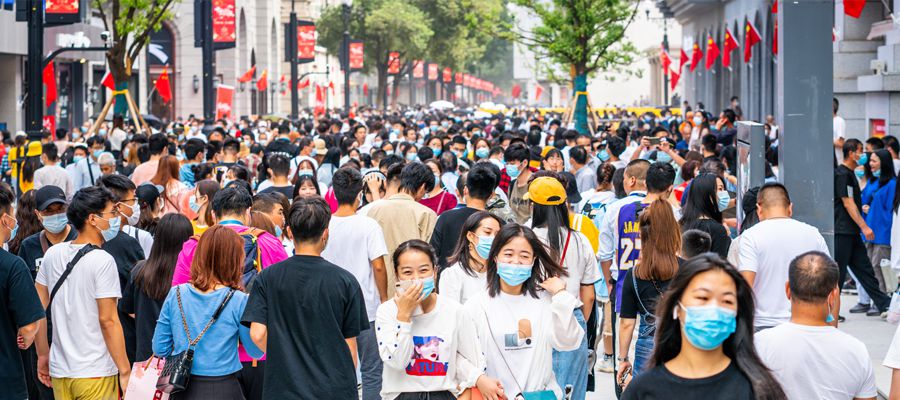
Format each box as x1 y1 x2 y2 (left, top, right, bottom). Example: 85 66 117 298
434 174 441 188
857 153 868 166
475 148 490 159
598 149 611 162
4 215 17 243
385 150 395 156
679 303 736 351
42 213 68 234
657 152 672 164
298 169 314 177
430 125 439 132
874 170 882 178
98 129 107 137
716 191 730 211
431 147 442 157
496 262 532 286
406 153 418 161
92 150 104 159
506 164 520 179
99 215 120 242
189 195 203 213
274 225 283 238
73 155 85 164
310 148 318 157
420 277 435 298
475 235 494 259
855 169 865 179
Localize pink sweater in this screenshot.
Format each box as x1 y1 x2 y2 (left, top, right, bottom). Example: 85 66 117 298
172 224 289 362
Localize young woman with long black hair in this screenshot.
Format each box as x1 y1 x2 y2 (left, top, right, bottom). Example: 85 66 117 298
464 223 583 399
680 173 731 258
621 254 786 400
439 211 503 304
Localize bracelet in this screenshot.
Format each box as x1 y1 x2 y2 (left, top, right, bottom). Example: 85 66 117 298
616 356 629 362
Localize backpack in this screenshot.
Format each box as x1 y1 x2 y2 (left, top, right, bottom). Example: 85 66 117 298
191 228 265 290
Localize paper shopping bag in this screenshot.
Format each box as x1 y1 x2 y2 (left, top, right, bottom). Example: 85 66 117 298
124 358 169 400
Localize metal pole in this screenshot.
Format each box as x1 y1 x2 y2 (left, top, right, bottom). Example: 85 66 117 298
409 63 414 107
342 3 351 112
290 0 299 120
662 19 669 106
26 0 44 139
201 0 215 121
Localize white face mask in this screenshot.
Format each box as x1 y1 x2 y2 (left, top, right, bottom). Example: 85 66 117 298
125 202 141 226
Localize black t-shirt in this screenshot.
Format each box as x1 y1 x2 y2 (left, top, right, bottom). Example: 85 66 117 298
0 249 44 399
264 140 299 158
835 164 862 235
102 230 146 363
119 261 165 361
622 362 753 400
17 227 78 279
430 207 480 271
681 219 731 259
618 260 683 319
241 255 368 399
259 185 294 199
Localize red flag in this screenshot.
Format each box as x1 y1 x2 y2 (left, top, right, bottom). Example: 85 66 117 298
772 0 778 13
43 62 57 107
155 67 172 103
670 68 680 91
511 84 522 98
690 43 702 72
772 2 778 55
722 29 739 68
679 48 688 70
844 0 866 18
744 21 761 63
297 79 310 90
256 69 268 91
314 85 325 116
660 46 672 76
328 81 335 96
534 84 543 101
238 66 256 83
101 71 115 90
705 34 720 70
363 82 369 96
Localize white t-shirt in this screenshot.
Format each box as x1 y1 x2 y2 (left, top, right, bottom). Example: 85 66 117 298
834 116 846 162
883 323 900 369
438 262 487 305
532 227 598 301
757 322 877 400
893 159 900 175
35 242 121 378
321 214 388 321
737 218 829 328
122 225 153 258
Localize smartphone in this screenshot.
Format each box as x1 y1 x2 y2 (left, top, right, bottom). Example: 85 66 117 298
647 137 661 146
618 366 632 386
396 280 417 294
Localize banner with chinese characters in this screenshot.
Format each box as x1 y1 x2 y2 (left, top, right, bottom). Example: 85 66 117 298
212 0 236 50
388 52 401 75
442 67 452 83
297 21 316 63
427 64 438 81
349 41 364 71
215 85 234 120
412 60 424 79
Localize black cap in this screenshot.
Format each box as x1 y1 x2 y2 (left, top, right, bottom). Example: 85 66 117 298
35 186 67 211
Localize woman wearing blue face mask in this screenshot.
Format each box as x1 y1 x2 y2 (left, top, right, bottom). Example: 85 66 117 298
861 150 894 217
620 254 786 400
473 138 491 162
680 173 732 259
419 159 457 215
440 212 503 304
376 240 499 400
464 223 583 400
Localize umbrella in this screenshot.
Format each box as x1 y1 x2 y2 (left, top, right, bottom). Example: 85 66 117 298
472 110 492 119
479 101 496 109
141 114 164 130
429 100 455 110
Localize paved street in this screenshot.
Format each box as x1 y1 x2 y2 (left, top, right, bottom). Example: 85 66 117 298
587 295 898 399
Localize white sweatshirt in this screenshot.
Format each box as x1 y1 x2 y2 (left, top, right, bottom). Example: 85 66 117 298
463 290 584 399
375 295 484 400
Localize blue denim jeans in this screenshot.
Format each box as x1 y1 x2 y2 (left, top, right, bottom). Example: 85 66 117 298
633 313 655 377
357 320 383 400
552 308 588 400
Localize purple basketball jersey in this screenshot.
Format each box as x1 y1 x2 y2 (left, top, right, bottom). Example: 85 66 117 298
614 201 646 312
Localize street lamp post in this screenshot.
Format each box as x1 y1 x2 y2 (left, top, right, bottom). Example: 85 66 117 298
341 0 351 113
662 18 669 105
289 0 299 120
199 0 215 121
25 0 45 140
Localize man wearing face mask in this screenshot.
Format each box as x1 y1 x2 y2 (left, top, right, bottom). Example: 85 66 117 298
71 136 105 190
756 251 877 400
97 175 153 257
34 186 131 398
18 186 77 280
34 143 75 202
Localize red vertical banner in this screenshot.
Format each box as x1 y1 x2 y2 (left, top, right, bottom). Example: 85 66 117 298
212 0 236 47
387 52 401 75
297 22 316 63
43 116 56 135
45 0 80 24
412 61 424 78
455 73 463 85
349 41 365 70
314 85 326 116
442 67 452 83
215 85 234 120
427 64 438 81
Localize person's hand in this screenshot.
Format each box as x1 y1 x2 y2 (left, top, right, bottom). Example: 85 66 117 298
659 139 672 154
395 281 424 322
862 226 875 241
364 173 383 191
119 369 131 395
607 282 615 298
539 277 566 295
617 360 633 390
475 375 506 400
639 137 651 150
16 334 28 349
37 355 52 387
862 205 870 214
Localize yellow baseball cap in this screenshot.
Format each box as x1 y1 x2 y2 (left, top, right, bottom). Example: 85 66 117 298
523 176 567 206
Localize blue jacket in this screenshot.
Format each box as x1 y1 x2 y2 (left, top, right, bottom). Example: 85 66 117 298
152 284 263 376
861 179 883 210
866 180 895 245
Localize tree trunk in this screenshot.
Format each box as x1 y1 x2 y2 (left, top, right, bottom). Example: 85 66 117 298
106 49 132 117
376 64 388 109
573 72 589 134
391 76 401 109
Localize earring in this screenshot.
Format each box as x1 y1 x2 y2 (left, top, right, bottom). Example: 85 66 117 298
672 307 678 320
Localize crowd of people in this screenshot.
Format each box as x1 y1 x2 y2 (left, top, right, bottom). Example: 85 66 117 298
1 99 900 400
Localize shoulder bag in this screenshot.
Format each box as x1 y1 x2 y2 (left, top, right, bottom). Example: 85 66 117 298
46 245 97 344
156 286 235 394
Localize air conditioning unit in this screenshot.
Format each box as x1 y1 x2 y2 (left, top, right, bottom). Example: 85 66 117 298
872 60 888 75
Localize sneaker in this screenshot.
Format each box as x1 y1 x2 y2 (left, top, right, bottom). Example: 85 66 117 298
866 306 881 317
849 303 870 313
597 354 614 373
838 315 846 323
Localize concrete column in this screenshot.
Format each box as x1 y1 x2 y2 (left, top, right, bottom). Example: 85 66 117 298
776 0 834 250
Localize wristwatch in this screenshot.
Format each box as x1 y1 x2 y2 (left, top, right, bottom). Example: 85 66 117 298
616 356 629 362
